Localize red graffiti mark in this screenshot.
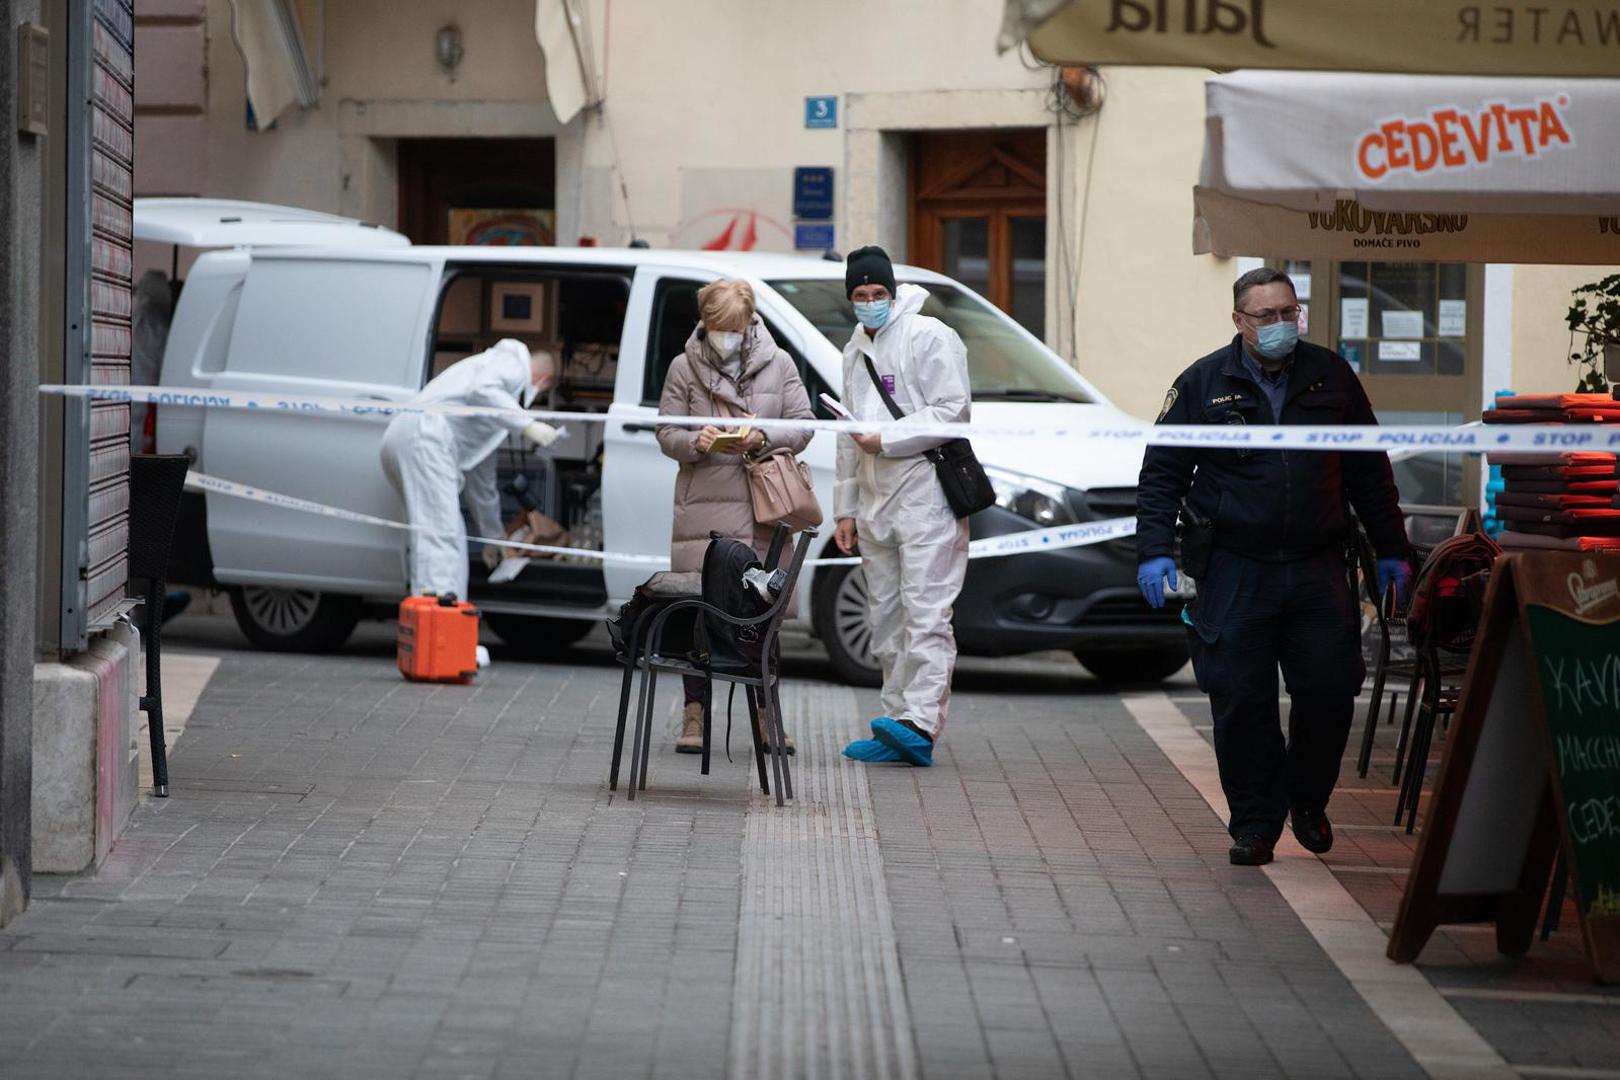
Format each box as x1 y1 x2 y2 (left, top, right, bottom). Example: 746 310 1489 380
703 215 738 250
701 211 760 251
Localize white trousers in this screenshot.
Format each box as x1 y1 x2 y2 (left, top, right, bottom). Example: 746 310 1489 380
380 412 469 601
856 474 969 738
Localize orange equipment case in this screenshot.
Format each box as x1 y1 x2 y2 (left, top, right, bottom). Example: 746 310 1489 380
397 594 480 683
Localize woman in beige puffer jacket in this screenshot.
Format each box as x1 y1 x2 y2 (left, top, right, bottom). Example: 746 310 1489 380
656 279 814 754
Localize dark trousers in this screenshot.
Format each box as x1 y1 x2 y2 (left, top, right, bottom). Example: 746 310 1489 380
1186 548 1364 842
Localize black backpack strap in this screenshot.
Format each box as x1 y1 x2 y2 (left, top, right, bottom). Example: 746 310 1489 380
862 353 905 421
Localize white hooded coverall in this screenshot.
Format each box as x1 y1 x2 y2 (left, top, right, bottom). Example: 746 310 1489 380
379 338 537 601
834 284 971 738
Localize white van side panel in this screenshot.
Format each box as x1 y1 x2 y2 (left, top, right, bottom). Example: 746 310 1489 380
154 250 251 460
203 255 441 594
600 266 670 600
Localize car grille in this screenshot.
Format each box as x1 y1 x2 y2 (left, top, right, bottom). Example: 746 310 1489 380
1069 486 1140 558
1082 487 1139 520
1084 595 1181 625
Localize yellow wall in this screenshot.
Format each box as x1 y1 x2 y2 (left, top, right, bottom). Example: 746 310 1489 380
1509 265 1620 395
1064 67 1236 419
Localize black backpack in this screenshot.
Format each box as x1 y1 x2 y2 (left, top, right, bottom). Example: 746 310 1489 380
700 535 770 673
606 572 700 660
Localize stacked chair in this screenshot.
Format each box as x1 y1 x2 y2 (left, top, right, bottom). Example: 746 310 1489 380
1363 396 1620 830
1482 393 1620 553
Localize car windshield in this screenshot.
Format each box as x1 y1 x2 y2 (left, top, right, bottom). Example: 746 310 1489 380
767 279 1095 402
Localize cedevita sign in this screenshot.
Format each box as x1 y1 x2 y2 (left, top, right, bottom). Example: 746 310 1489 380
1356 94 1575 181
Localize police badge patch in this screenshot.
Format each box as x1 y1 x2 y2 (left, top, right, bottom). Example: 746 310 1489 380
1156 387 1179 422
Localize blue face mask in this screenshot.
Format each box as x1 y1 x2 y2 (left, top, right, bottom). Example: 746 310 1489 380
1254 319 1298 360
853 299 890 331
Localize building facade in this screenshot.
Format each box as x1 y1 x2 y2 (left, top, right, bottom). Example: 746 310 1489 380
134 0 1612 444
1 0 142 925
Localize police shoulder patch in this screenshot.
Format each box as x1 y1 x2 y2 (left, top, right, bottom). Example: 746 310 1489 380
1156 387 1179 422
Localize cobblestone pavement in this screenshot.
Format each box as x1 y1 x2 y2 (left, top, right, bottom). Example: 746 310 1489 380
0 612 1614 1079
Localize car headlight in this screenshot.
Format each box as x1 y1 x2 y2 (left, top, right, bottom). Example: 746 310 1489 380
983 466 1077 527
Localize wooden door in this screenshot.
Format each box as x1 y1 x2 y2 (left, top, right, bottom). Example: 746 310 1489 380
910 130 1047 338
397 138 556 245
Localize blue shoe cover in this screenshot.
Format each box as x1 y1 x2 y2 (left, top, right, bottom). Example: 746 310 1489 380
871 717 934 767
842 738 903 763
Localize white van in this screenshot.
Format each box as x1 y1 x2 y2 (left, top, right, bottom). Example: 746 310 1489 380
142 200 1186 684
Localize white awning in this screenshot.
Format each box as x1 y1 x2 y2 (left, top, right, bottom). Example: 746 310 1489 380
535 0 598 125
1000 0 1620 78
133 198 409 249
229 0 319 129
1194 71 1620 263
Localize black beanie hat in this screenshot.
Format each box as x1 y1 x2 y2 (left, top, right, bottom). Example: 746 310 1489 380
845 245 897 300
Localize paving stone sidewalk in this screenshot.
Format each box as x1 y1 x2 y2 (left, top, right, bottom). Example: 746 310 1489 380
0 614 1604 1078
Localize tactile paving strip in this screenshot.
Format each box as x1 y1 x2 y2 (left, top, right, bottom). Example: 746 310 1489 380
729 682 920 1080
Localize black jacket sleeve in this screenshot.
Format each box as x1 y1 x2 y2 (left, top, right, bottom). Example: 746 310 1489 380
1340 369 1410 558
1134 375 1199 562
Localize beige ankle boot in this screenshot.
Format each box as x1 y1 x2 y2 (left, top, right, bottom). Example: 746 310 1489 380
675 702 705 755
756 710 796 756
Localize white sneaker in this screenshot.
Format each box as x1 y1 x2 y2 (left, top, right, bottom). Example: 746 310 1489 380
475 644 491 669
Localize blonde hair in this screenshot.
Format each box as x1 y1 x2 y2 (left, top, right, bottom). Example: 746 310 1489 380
697 278 755 333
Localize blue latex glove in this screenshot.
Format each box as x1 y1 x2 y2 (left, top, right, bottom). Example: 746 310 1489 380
1137 556 1179 610
1377 557 1413 609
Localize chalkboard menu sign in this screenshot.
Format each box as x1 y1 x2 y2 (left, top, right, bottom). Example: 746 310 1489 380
1390 552 1620 983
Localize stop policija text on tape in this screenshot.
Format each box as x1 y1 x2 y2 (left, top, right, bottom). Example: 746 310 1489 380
38 384 1620 454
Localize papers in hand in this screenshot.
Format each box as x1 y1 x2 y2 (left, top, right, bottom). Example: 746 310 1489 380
705 426 753 453
819 393 853 419
488 557 529 584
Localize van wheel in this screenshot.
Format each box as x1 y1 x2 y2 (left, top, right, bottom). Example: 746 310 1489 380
485 613 595 659
1074 647 1189 685
814 564 882 688
228 586 360 653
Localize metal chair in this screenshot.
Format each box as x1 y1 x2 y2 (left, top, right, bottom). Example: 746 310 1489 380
613 526 815 806
1394 639 1466 832
128 454 192 797
1353 531 1418 779
607 571 702 793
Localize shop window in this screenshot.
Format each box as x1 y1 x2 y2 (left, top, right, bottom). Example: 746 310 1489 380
1273 258 1482 507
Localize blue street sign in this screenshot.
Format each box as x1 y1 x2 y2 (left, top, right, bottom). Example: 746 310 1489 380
793 167 834 221
794 223 835 252
804 96 837 129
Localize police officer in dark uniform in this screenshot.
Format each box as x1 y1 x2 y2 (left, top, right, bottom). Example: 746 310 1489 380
1135 268 1411 866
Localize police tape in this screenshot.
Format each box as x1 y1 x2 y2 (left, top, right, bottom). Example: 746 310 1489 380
182 469 1137 571
38 383 1615 454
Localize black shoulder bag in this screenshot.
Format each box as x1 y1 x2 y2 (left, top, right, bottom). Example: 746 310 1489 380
863 353 995 519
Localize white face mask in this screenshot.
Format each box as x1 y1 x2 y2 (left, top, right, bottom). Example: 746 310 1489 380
708 330 744 357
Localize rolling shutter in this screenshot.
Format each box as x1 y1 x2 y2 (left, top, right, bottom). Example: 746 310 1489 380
85 0 135 630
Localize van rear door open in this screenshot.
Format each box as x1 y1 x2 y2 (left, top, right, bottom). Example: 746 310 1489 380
202 251 440 595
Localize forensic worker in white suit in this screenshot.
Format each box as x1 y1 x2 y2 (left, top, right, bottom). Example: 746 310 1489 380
833 246 971 768
380 338 560 602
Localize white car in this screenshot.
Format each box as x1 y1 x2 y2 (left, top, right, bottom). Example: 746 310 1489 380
142 199 1187 684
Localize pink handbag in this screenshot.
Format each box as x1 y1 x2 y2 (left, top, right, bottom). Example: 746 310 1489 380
744 446 823 530
714 395 822 530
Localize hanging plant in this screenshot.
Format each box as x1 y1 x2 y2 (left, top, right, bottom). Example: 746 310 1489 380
1566 273 1620 393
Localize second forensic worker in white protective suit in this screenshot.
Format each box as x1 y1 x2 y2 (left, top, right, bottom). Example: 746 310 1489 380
379 338 560 603
833 246 971 769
